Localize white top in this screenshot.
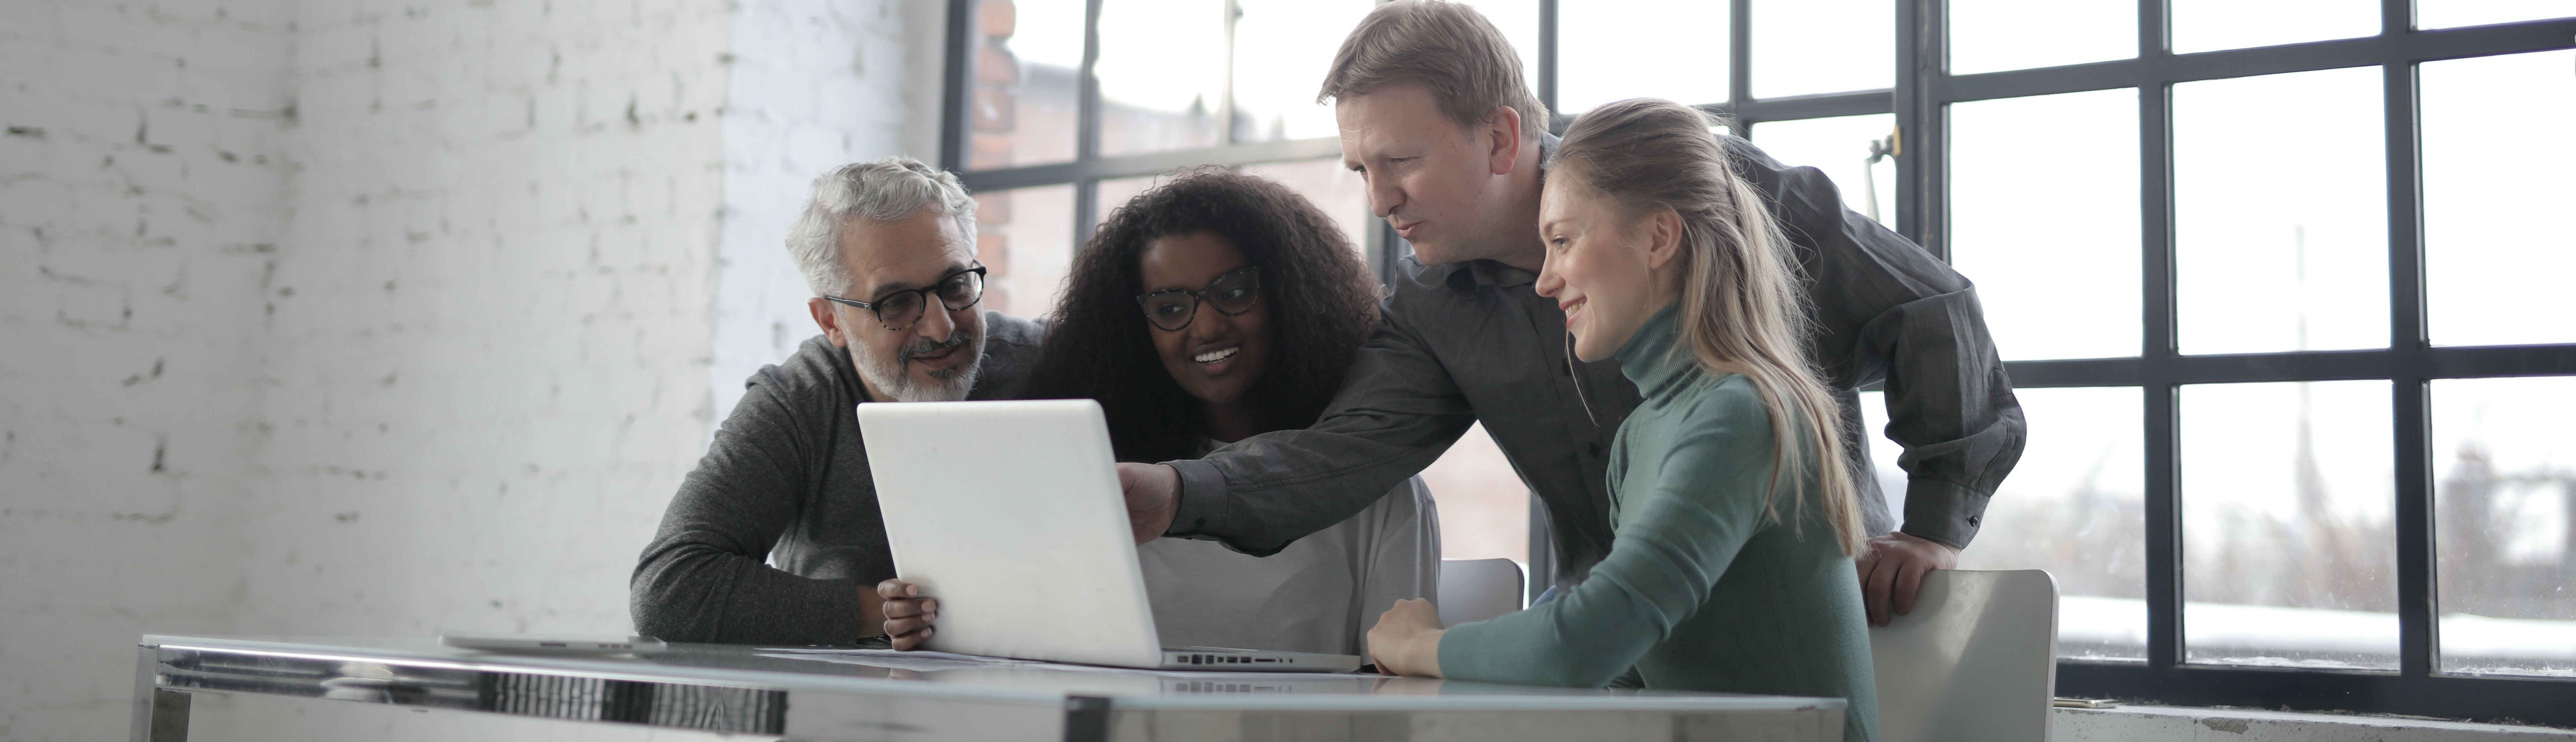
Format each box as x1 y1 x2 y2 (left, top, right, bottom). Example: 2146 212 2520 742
1136 476 1442 656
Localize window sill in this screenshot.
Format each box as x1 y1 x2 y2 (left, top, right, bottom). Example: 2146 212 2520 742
2055 704 2576 741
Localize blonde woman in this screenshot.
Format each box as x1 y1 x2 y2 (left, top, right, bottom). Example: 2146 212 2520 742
1364 98 1878 742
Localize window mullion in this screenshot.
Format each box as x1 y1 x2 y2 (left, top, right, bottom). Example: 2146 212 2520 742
1074 0 1105 243
1730 0 1752 113
2140 0 2185 671
2383 0 2438 678
939 0 974 172
1538 0 1559 128
1893 0 1945 255
1529 0 1560 606
1222 0 1241 145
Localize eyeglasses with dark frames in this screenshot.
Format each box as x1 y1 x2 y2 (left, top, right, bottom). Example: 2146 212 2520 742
1135 266 1262 333
822 265 987 332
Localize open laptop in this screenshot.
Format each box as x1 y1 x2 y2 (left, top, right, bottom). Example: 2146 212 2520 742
857 399 1363 673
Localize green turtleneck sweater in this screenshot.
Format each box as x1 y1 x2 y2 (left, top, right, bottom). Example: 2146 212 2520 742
1436 305 1879 742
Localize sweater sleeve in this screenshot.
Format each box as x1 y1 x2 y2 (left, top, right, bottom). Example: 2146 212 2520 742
1435 391 1776 688
629 378 865 645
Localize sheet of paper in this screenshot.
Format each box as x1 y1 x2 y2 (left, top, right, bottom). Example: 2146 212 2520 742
759 647 1034 665
756 650 1353 680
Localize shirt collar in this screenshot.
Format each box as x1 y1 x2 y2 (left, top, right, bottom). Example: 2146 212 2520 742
1434 258 1539 291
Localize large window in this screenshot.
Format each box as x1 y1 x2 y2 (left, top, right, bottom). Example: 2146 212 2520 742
944 0 2576 724
1888 0 2576 726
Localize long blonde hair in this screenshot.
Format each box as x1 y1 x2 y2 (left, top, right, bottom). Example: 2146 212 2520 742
1552 98 1864 557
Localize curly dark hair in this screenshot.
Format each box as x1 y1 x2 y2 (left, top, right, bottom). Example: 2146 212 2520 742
1025 168 1381 464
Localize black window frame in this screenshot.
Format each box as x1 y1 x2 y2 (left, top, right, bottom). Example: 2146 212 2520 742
943 0 2576 726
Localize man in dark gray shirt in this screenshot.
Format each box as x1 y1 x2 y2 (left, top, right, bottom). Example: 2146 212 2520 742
1120 1 2025 625
631 157 1030 646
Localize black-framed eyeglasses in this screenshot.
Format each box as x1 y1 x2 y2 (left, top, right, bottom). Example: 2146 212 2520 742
823 265 987 332
1135 266 1261 333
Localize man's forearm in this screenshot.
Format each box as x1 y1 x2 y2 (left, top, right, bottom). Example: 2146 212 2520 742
1162 423 1458 556
631 543 866 644
1158 309 1476 555
1875 289 2027 550
1165 458 1234 537
1896 479 1983 550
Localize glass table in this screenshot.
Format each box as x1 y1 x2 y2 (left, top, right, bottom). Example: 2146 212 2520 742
129 634 1846 741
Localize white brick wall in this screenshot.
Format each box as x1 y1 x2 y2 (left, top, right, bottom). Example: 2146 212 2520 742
709 0 923 429
232 0 731 640
0 0 930 739
1 1 296 738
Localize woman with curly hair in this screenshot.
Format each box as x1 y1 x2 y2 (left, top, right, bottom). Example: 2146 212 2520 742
1023 168 1441 656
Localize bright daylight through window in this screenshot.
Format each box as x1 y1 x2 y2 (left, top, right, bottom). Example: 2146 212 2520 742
944 0 2576 722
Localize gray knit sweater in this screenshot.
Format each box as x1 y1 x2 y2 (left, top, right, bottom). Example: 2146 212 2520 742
629 312 1045 645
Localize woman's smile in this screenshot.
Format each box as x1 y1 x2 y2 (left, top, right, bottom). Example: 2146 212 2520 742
1193 345 1241 364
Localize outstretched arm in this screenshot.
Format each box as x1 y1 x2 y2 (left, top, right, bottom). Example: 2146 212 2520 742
1130 308 1478 555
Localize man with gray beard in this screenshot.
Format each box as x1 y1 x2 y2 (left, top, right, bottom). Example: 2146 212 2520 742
631 157 1042 645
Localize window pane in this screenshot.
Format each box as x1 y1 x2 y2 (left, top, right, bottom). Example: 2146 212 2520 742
2422 50 2576 347
2419 0 2576 29
1097 173 1163 226
2174 67 2387 355
1748 114 1898 229
1867 387 2148 661
1949 89 2140 361
1096 0 1228 156
1954 388 2150 661
2433 377 2576 678
966 0 1082 170
1559 0 1731 114
2171 0 2377 54
1239 158 1374 260
1233 0 1374 142
1459 0 1542 99
1101 163 1371 272
1422 422 1532 565
974 184 1078 320
1752 0 1894 98
1948 0 2136 75
2181 381 2397 670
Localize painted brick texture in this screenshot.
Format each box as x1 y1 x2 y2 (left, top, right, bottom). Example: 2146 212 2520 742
2 0 928 739
711 0 919 429
1 1 296 738
234 0 729 640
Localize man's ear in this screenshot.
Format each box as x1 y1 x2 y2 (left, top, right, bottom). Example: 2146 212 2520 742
808 297 850 348
1644 208 1687 273
1485 105 1524 176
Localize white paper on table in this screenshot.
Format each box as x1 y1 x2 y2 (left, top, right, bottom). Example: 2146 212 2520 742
757 649 1354 680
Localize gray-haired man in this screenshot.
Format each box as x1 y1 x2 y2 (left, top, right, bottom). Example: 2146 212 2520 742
631 157 1042 646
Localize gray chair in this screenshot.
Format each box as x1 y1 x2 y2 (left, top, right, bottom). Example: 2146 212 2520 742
1437 558 1526 626
1868 569 2060 742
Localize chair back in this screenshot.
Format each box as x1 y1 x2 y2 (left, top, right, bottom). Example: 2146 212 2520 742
1437 559 1525 626
1868 569 2058 742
